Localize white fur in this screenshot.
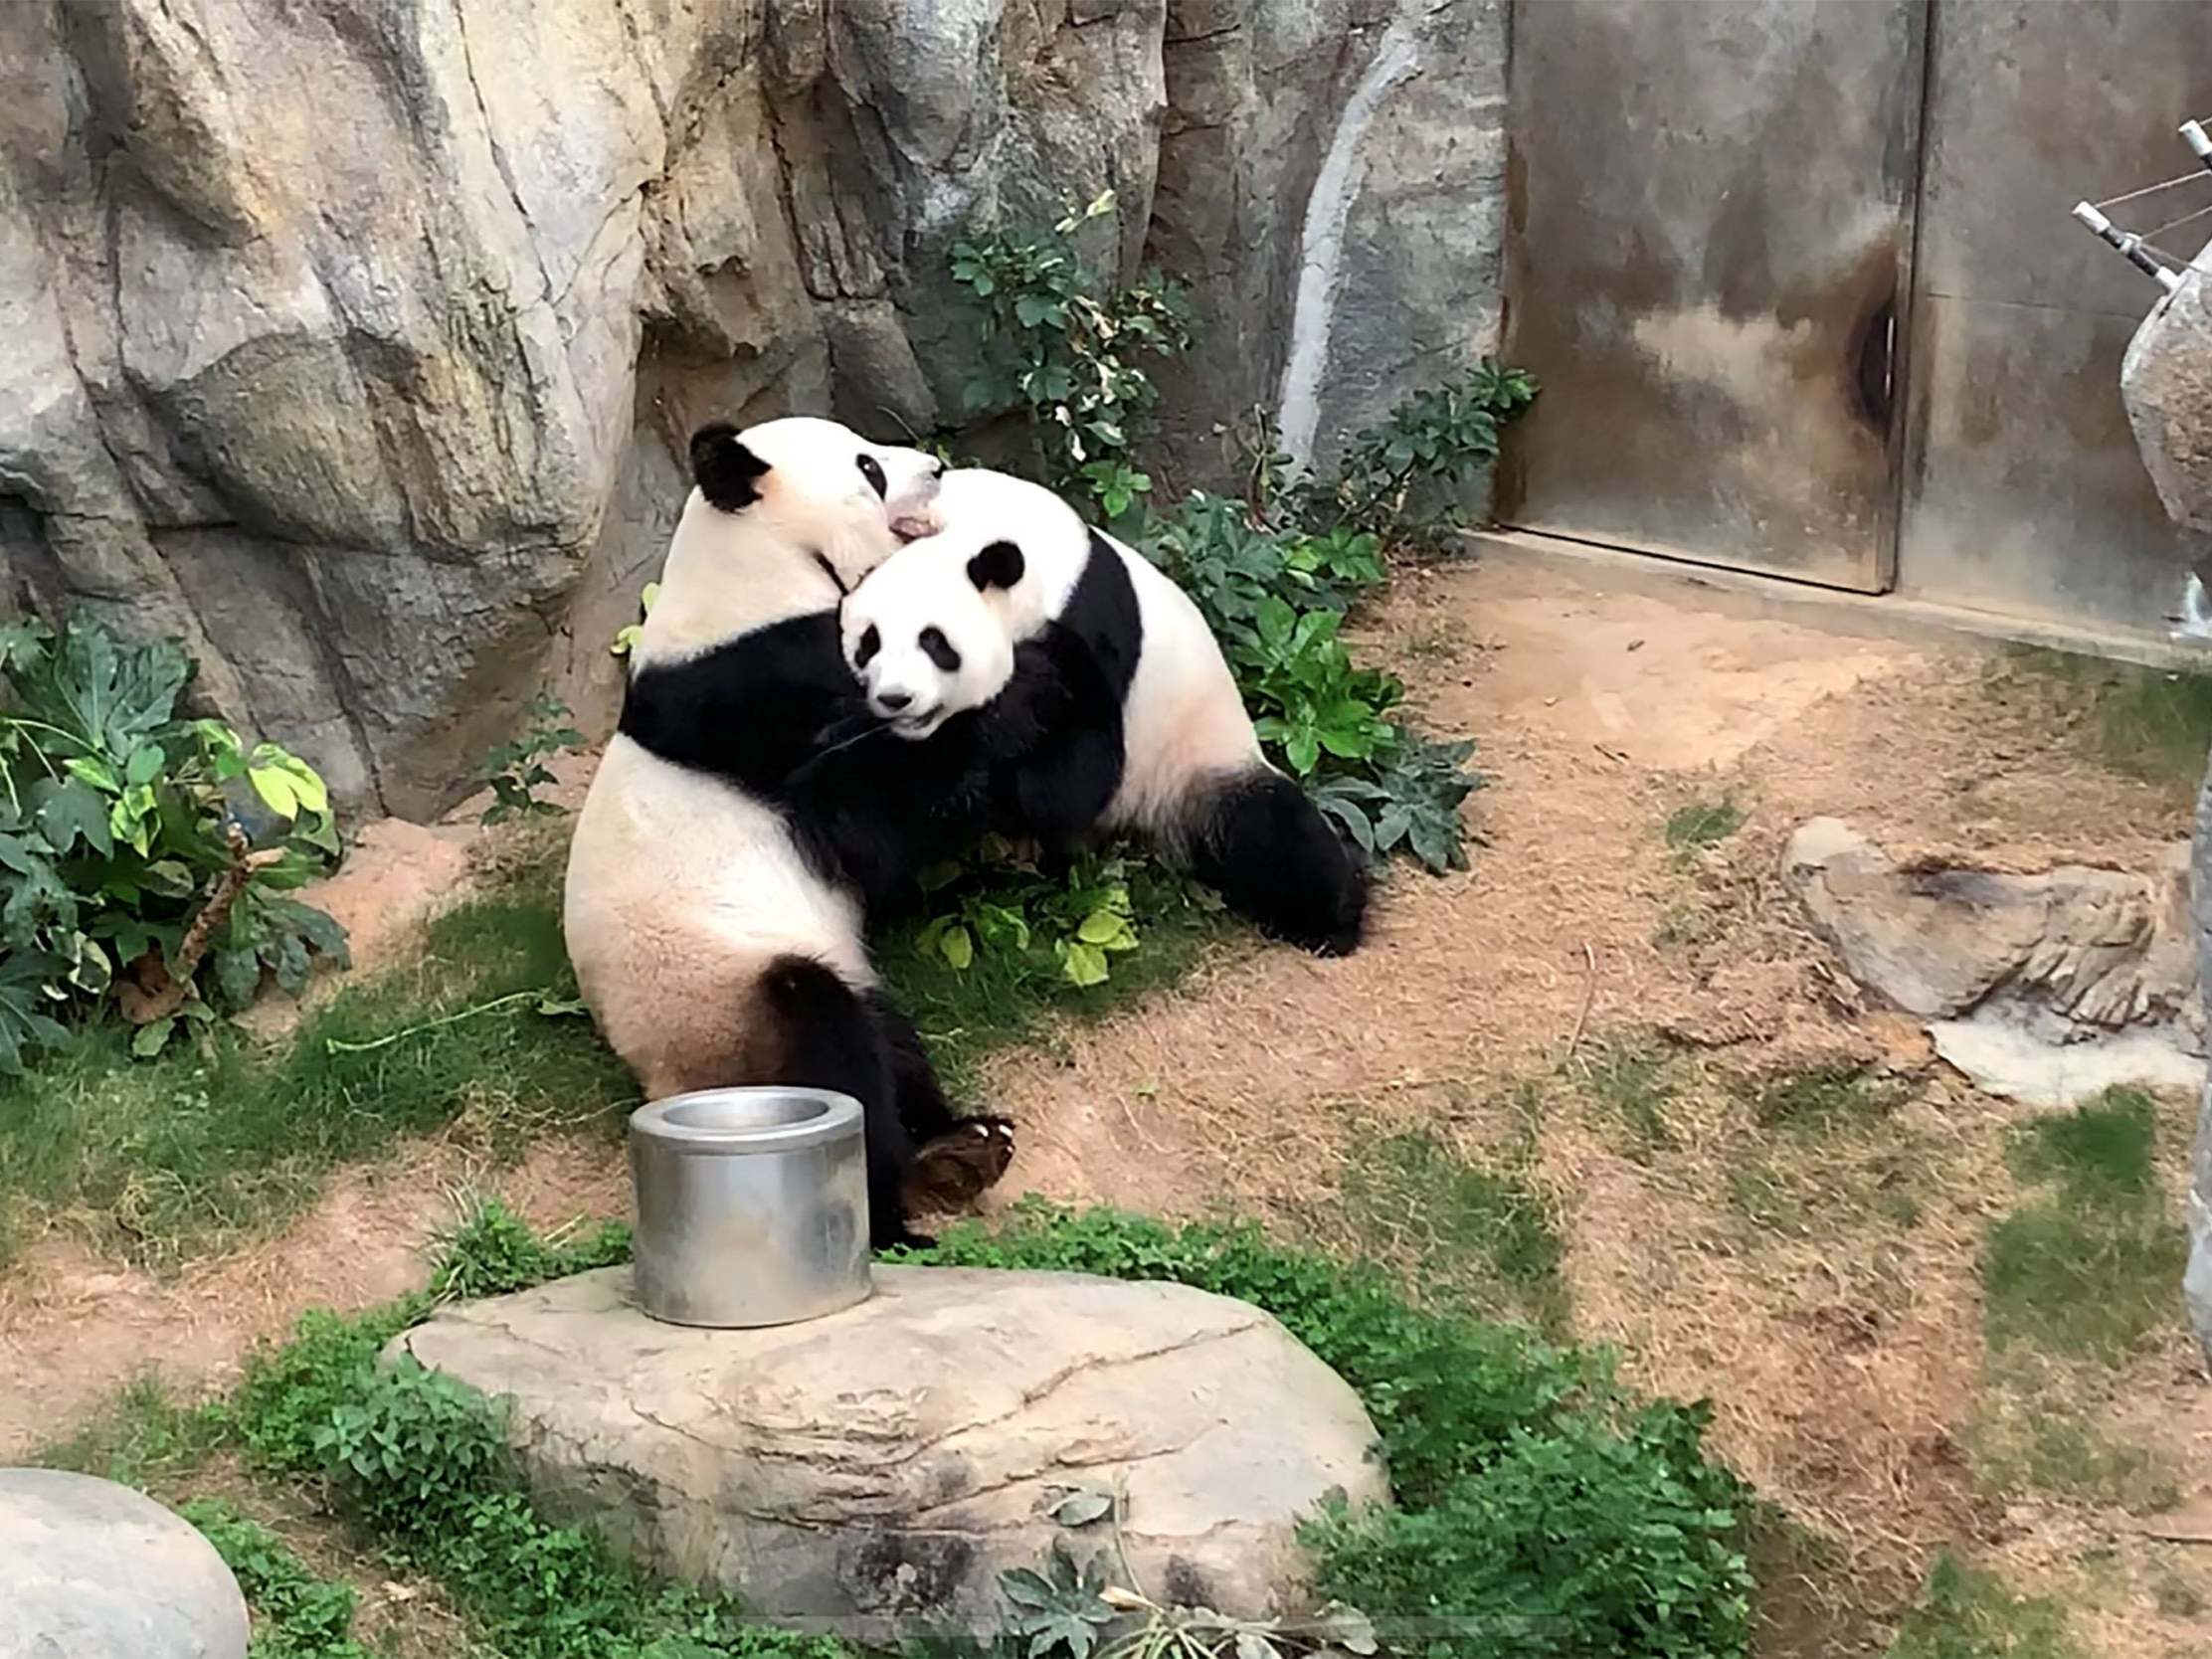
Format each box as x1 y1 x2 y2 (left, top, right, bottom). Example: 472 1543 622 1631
564 416 938 1099
838 467 1267 841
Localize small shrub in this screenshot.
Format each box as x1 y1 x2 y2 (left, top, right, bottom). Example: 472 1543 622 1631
908 844 1156 990
181 1501 373 1659
950 190 1192 524
1664 801 1744 852
430 1196 631 1301
473 693 587 826
0 614 345 1069
1313 362 1540 552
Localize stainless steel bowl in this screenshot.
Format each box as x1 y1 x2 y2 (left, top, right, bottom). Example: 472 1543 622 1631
628 1086 871 1328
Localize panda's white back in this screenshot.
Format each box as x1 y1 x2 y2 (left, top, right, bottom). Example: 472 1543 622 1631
1097 532 1266 833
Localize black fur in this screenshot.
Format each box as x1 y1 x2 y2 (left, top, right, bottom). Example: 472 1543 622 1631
974 531 1144 852
1187 771 1368 955
968 539 1026 592
691 422 771 511
756 956 933 1250
619 615 994 910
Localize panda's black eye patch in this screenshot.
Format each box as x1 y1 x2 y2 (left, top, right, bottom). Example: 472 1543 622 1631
855 625 880 667
919 627 961 673
856 454 887 498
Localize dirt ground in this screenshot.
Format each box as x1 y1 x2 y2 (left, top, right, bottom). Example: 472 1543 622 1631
5 552 2208 1652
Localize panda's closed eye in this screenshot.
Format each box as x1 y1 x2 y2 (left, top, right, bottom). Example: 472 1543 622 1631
919 627 962 673
855 624 880 667
856 455 887 499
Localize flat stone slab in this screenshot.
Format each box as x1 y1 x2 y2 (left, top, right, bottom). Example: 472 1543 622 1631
398 1265 1386 1637
0 1468 249 1659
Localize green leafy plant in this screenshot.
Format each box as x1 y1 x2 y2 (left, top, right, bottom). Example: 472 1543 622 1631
610 581 659 657
181 1500 374 1659
951 191 1193 523
0 614 345 1069
473 693 586 826
1316 362 1540 551
428 1196 632 1302
913 844 1154 989
1003 1545 1380 1659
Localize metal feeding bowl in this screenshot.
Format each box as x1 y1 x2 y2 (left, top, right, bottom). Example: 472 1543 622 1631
628 1086 870 1328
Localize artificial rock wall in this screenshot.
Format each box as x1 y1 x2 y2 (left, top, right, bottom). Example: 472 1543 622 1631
0 0 1506 815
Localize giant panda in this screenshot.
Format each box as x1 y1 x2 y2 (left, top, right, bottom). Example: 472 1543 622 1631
563 416 1014 1250
836 467 1368 955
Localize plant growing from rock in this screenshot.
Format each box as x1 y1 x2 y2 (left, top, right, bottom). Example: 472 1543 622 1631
0 614 346 1069
472 693 586 826
951 190 1193 526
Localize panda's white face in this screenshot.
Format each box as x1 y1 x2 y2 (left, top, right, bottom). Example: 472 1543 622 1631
692 416 947 587
839 538 1025 740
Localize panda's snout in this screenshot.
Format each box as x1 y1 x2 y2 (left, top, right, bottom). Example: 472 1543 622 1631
874 689 913 713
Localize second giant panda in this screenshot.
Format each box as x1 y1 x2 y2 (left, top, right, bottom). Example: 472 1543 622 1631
836 467 1368 955
564 417 1013 1250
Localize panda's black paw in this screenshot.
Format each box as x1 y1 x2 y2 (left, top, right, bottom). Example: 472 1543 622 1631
904 1117 1017 1213
879 1225 939 1255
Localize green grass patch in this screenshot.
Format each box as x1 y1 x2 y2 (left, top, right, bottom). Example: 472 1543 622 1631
1665 800 1745 851
1998 647 2212 792
1984 1088 2185 1365
1577 1038 1680 1158
1968 1399 2176 1515
1883 1554 2078 1659
1337 1128 1567 1330
0 880 633 1268
1982 1202 2184 1364
1744 1064 1905 1135
2005 1088 2157 1200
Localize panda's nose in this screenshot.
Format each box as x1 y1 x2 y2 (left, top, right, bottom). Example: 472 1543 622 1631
876 690 913 712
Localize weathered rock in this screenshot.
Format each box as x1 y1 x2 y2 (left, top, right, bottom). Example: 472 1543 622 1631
0 1 1508 814
2122 241 2212 1359
0 1467 250 1659
398 1264 1386 1638
1783 817 2203 1105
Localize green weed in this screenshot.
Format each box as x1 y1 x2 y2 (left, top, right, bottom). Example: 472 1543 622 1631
1883 1554 2077 1659
1337 1129 1567 1330
428 1197 631 1303
1664 800 1745 852
181 1501 374 1659
39 1374 227 1488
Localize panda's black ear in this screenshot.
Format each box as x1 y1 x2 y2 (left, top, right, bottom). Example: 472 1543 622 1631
690 423 772 512
967 540 1025 592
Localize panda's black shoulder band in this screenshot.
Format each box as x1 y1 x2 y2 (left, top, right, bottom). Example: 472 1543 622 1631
810 549 848 597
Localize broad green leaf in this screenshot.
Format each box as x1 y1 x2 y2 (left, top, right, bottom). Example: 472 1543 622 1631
248 765 301 822
940 925 975 972
1044 1489 1113 1527
1059 941 1108 988
1286 730 1321 775
64 755 121 794
123 743 164 787
0 950 71 1075
131 1016 177 1059
1255 596 1298 651
33 777 114 857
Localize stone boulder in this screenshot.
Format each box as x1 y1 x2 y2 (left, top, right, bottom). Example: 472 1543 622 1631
398 1264 1386 1638
1782 817 2203 1105
0 1468 250 1659
0 0 1510 818
2122 243 2212 1360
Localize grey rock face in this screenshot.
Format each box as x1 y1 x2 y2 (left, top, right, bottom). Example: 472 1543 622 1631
0 1467 250 1659
1782 817 2203 1106
398 1264 1387 1638
0 0 1506 815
